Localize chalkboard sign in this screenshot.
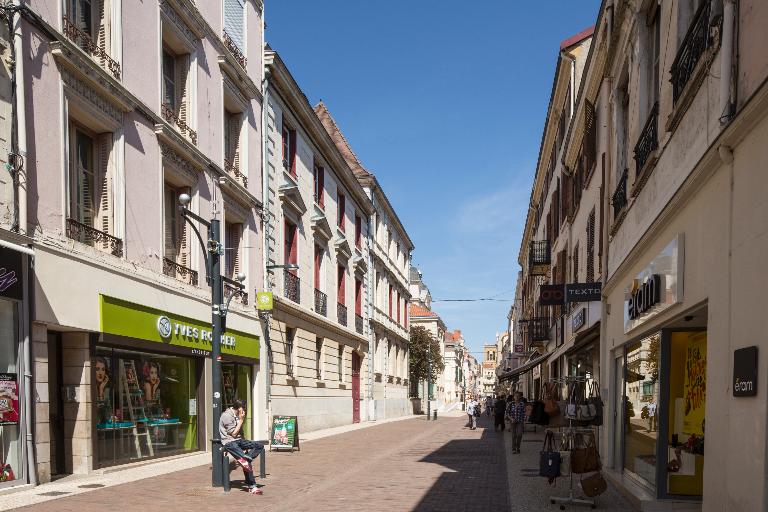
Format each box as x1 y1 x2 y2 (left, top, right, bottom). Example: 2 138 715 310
271 415 299 451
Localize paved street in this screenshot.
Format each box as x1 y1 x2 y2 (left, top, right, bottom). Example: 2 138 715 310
9 413 635 512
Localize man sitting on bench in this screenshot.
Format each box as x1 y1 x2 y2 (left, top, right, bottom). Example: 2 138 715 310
219 398 263 494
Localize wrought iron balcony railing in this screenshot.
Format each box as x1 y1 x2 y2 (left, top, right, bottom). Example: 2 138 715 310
337 303 348 327
163 257 198 286
529 240 551 270
355 314 364 335
161 103 198 145
222 31 247 69
670 0 712 104
634 103 658 176
314 288 328 316
66 218 123 257
529 317 550 342
284 269 300 304
224 159 248 188
612 169 628 219
62 17 121 79
225 283 248 305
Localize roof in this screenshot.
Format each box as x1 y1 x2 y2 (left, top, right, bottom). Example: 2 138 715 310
410 304 438 318
560 26 595 50
314 101 373 180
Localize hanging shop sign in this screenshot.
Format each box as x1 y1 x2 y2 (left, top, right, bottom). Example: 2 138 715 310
572 308 586 331
271 415 299 451
100 295 260 360
624 234 684 333
539 285 565 306
256 291 273 311
733 346 758 397
0 246 23 301
565 282 602 303
0 373 19 425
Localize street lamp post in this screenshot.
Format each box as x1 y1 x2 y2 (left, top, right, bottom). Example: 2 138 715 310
178 194 245 488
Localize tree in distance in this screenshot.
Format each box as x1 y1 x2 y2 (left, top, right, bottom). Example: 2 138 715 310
409 326 445 388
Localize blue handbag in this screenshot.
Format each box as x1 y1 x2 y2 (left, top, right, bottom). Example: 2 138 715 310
539 431 561 479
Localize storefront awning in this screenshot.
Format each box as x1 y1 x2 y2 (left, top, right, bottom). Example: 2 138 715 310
565 322 600 356
498 352 548 383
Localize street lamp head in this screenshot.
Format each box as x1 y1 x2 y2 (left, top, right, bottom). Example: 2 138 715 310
179 193 191 207
236 272 246 283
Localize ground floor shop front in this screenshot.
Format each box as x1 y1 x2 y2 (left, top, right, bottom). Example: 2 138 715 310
601 103 768 510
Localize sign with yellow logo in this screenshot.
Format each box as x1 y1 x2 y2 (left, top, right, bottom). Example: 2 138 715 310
257 291 274 311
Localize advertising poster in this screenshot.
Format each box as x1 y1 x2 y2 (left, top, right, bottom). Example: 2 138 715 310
0 373 19 425
271 416 299 450
683 332 707 435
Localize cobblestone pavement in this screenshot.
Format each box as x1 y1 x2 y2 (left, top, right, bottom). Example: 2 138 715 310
11 414 636 512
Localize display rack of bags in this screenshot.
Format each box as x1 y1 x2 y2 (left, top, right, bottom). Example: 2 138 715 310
538 376 607 510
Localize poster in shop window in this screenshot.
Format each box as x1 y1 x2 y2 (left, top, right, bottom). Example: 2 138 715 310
0 373 19 425
683 332 707 436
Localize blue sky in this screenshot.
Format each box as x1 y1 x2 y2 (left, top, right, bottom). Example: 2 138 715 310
265 1 601 357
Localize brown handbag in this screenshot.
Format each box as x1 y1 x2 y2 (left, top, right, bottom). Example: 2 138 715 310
571 432 601 474
580 471 607 497
543 382 561 417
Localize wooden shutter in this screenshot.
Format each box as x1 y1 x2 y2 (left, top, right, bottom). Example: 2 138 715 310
338 265 345 305
285 220 297 267
178 188 189 267
388 284 393 317
289 129 296 175
164 185 176 259
355 279 362 316
355 215 361 247
587 208 596 282
584 99 596 173
96 132 112 246
573 242 579 284
314 245 322 289
72 129 96 228
175 54 189 122
228 112 241 170
338 193 345 228
96 0 110 63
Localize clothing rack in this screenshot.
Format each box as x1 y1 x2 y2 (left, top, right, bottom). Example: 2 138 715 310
545 376 597 510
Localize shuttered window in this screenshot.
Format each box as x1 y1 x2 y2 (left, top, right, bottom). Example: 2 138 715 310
313 162 325 207
70 124 114 247
161 47 189 124
225 221 242 279
163 183 190 267
587 208 596 282
573 242 579 284
337 265 346 306
285 220 297 266
224 111 242 171
314 244 322 289
355 278 362 316
282 121 296 175
355 215 362 248
223 0 245 51
337 193 346 229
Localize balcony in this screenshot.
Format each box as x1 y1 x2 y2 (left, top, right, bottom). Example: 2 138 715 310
612 169 628 220
224 159 248 188
314 288 327 317
225 283 248 306
163 257 198 286
633 103 658 177
284 270 300 304
529 317 550 343
222 31 247 69
355 314 364 335
670 0 712 104
62 17 121 79
161 104 198 145
528 240 551 275
66 218 123 257
337 303 348 327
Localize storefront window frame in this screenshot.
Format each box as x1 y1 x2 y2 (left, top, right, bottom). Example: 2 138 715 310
0 297 25 488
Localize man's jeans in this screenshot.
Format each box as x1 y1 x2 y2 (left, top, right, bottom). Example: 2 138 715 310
224 439 263 486
510 421 524 451
467 414 477 429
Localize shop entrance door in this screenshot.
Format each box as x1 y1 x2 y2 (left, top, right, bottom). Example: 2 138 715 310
351 352 361 423
47 332 67 478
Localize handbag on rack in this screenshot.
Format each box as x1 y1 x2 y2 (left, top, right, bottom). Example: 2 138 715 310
571 431 601 474
588 382 604 426
564 382 579 420
539 430 561 480
543 382 561 417
580 471 608 497
558 432 572 476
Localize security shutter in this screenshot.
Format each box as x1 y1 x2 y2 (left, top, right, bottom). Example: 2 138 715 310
224 0 245 51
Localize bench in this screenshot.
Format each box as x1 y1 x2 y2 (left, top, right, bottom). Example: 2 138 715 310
220 443 266 492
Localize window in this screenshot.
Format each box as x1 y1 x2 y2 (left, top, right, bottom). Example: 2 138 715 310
285 327 296 376
162 49 176 111
396 290 401 324
315 337 324 380
388 284 393 317
616 74 630 176
337 345 344 382
281 121 296 175
65 0 118 78
163 183 190 269
355 278 362 316
337 265 346 305
223 0 245 51
404 301 408 328
224 110 242 171
355 215 362 248
284 220 297 266
314 244 322 290
587 208 596 282
337 193 345 229
161 47 190 127
225 221 242 279
313 161 325 207
648 8 661 111
572 242 579 285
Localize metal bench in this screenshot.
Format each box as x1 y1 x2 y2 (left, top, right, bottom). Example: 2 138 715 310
220 443 266 492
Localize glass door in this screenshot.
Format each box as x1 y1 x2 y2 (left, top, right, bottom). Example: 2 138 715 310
0 299 22 486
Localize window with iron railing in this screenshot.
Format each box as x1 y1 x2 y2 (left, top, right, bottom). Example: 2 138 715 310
163 183 195 284
634 103 659 176
672 0 712 104
224 110 246 187
63 0 121 79
612 169 629 220
161 46 196 145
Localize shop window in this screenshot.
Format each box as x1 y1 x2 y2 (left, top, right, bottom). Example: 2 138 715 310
93 348 199 469
222 362 252 439
0 300 21 483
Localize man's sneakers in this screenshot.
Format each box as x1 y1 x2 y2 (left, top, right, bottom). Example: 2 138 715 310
236 457 252 471
247 485 263 495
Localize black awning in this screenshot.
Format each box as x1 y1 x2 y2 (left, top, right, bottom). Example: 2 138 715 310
498 352 548 383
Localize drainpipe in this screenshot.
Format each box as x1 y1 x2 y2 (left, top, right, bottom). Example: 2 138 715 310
12 0 27 235
719 0 736 124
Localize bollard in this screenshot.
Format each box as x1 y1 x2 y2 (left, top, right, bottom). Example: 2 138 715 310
433 410 437 420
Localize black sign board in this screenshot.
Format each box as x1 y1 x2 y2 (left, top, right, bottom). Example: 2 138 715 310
0 246 23 300
565 282 602 303
733 346 758 397
539 285 565 306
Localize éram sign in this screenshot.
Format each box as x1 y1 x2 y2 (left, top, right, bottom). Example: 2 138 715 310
733 346 758 397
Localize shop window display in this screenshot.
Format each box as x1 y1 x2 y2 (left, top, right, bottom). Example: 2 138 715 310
623 333 661 489
0 300 21 484
94 348 199 468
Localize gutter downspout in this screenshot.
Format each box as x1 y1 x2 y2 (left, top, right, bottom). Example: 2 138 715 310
12 0 27 235
719 0 736 124
24 249 36 486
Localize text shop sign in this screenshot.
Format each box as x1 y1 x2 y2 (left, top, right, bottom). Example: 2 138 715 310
156 315 236 348
733 346 758 397
624 235 684 333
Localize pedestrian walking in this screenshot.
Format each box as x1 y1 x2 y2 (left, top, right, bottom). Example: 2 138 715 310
494 395 506 432
507 391 526 454
485 395 493 417
466 398 478 429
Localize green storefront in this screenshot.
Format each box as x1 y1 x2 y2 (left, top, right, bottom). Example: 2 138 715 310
93 295 260 469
